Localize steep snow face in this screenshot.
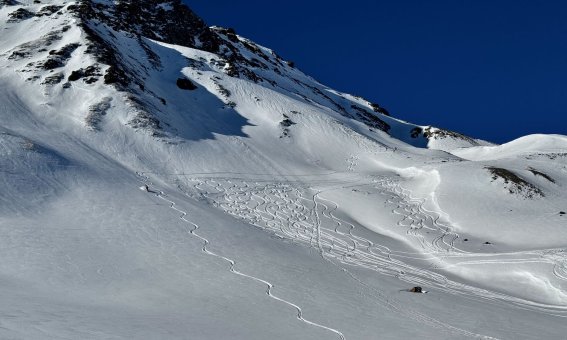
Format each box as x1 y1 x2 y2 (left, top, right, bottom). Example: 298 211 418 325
1 1 567 339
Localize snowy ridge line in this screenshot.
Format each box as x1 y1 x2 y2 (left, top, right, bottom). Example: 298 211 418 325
136 172 346 340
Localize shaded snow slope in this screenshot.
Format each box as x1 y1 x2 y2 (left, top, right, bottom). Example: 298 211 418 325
1 1 567 339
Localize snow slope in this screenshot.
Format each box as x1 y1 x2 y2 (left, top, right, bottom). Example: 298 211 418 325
1 1 566 339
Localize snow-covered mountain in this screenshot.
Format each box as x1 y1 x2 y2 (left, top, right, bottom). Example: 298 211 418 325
1 1 566 339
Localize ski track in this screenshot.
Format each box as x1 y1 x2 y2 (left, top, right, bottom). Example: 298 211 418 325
170 174 499 338
136 172 346 340
168 172 567 316
137 170 567 338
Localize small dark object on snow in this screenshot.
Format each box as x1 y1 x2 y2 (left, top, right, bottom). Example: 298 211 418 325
484 241 492 245
463 238 469 242
409 286 422 293
176 78 197 90
560 211 565 215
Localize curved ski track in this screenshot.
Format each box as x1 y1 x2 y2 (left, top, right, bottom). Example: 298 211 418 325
137 173 346 340
137 170 567 339
176 173 567 317
173 175 500 338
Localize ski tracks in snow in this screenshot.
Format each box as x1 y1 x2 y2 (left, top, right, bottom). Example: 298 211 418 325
179 175 496 338
136 173 346 340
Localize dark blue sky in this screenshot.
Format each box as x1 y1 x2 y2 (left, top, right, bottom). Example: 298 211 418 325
186 1 567 143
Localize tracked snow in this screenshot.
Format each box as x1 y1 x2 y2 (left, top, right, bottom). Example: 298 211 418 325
0 1 566 339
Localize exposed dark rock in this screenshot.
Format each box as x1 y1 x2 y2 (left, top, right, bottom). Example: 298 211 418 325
84 77 98 84
411 127 423 138
71 0 221 53
36 5 62 16
370 103 390 116
68 65 102 82
486 167 544 198
7 8 34 22
103 66 127 85
8 30 64 60
527 167 555 183
224 101 237 109
409 287 422 293
41 58 64 70
210 78 231 98
41 72 64 85
85 97 112 130
280 117 295 128
351 105 391 132
129 110 161 132
0 0 20 8
279 114 296 138
39 43 80 70
68 70 83 82
176 78 197 90
26 75 40 82
424 126 478 145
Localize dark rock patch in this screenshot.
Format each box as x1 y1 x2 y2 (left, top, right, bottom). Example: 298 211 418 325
39 43 80 70
68 65 101 82
424 127 478 145
103 66 127 85
280 117 295 128
351 105 391 132
0 0 20 8
36 5 62 16
486 167 544 199
280 114 296 138
85 97 112 130
8 30 64 60
41 72 64 85
7 8 35 23
411 127 423 138
176 78 197 90
370 103 390 116
41 58 63 70
527 167 555 183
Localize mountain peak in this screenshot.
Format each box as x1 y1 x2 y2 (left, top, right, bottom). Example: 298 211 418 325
1 0 485 149
71 0 220 52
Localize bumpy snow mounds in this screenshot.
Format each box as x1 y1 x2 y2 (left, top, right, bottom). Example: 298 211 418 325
1 1 566 339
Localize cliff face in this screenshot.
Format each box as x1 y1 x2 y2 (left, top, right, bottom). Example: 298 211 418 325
71 0 221 52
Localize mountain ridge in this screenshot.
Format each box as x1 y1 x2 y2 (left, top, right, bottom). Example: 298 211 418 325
1 1 567 339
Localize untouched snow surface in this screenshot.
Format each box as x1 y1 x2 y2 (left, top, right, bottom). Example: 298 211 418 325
1 1 567 339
